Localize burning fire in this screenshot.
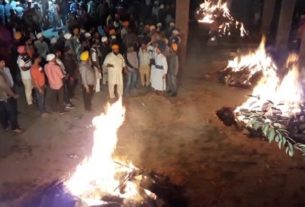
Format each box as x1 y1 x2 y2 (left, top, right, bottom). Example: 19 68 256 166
196 0 248 37
65 99 154 206
235 53 303 121
216 53 305 156
221 37 278 87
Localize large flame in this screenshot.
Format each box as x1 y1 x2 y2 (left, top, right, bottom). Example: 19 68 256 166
225 37 278 82
235 54 303 120
64 99 145 206
196 0 248 37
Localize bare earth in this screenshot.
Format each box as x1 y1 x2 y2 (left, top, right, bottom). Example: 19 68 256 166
1 34 305 207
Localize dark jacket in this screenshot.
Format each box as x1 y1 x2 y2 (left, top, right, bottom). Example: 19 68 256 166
167 52 179 76
0 72 14 101
63 54 78 77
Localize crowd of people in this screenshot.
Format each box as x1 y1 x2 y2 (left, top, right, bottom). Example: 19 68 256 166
0 0 181 134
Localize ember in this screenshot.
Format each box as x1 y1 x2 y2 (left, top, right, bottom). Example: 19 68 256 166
218 37 278 88
217 54 305 156
196 0 248 37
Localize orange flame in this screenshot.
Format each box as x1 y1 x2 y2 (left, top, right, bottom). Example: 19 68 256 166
64 99 154 205
197 0 248 37
226 37 277 79
235 54 303 119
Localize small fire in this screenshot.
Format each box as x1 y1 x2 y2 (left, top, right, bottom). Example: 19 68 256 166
64 99 153 206
196 0 248 37
235 53 303 121
222 37 278 86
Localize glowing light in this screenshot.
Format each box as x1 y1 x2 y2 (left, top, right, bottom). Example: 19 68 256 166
65 99 154 205
196 0 248 37
224 36 278 86
235 53 303 121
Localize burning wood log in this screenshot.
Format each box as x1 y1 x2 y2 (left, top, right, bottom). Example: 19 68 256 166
218 37 278 88
196 0 248 37
216 54 305 157
23 99 188 207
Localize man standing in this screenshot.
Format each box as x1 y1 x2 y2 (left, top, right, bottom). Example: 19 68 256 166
31 55 47 117
55 49 74 108
125 46 139 95
79 51 96 111
151 41 168 94
138 42 151 87
34 33 49 59
63 46 78 99
44 53 65 114
103 43 126 100
100 36 111 85
0 58 21 133
166 42 179 97
90 41 102 93
17 45 33 106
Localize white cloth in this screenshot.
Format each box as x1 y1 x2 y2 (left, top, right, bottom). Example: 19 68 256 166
147 45 156 60
17 55 32 80
22 78 33 105
94 67 101 93
108 83 123 99
138 48 150 66
151 53 168 91
103 52 126 85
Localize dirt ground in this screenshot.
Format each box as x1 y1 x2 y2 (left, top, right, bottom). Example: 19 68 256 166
1 32 305 207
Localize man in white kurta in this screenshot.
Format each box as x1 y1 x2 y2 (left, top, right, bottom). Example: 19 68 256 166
103 44 126 99
151 43 168 92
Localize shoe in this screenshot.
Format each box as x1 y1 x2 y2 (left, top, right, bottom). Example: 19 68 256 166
59 110 68 115
41 113 49 118
65 103 75 110
13 128 23 134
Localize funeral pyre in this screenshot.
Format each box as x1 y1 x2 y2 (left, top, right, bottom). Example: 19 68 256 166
196 0 248 38
218 37 278 88
217 54 305 157
24 99 187 207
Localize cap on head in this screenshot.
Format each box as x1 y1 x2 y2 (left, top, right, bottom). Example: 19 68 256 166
50 37 58 44
46 53 56 61
64 33 72 40
36 33 43 39
80 51 89 61
84 32 91 38
101 36 108 42
17 45 26 54
172 29 179 35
